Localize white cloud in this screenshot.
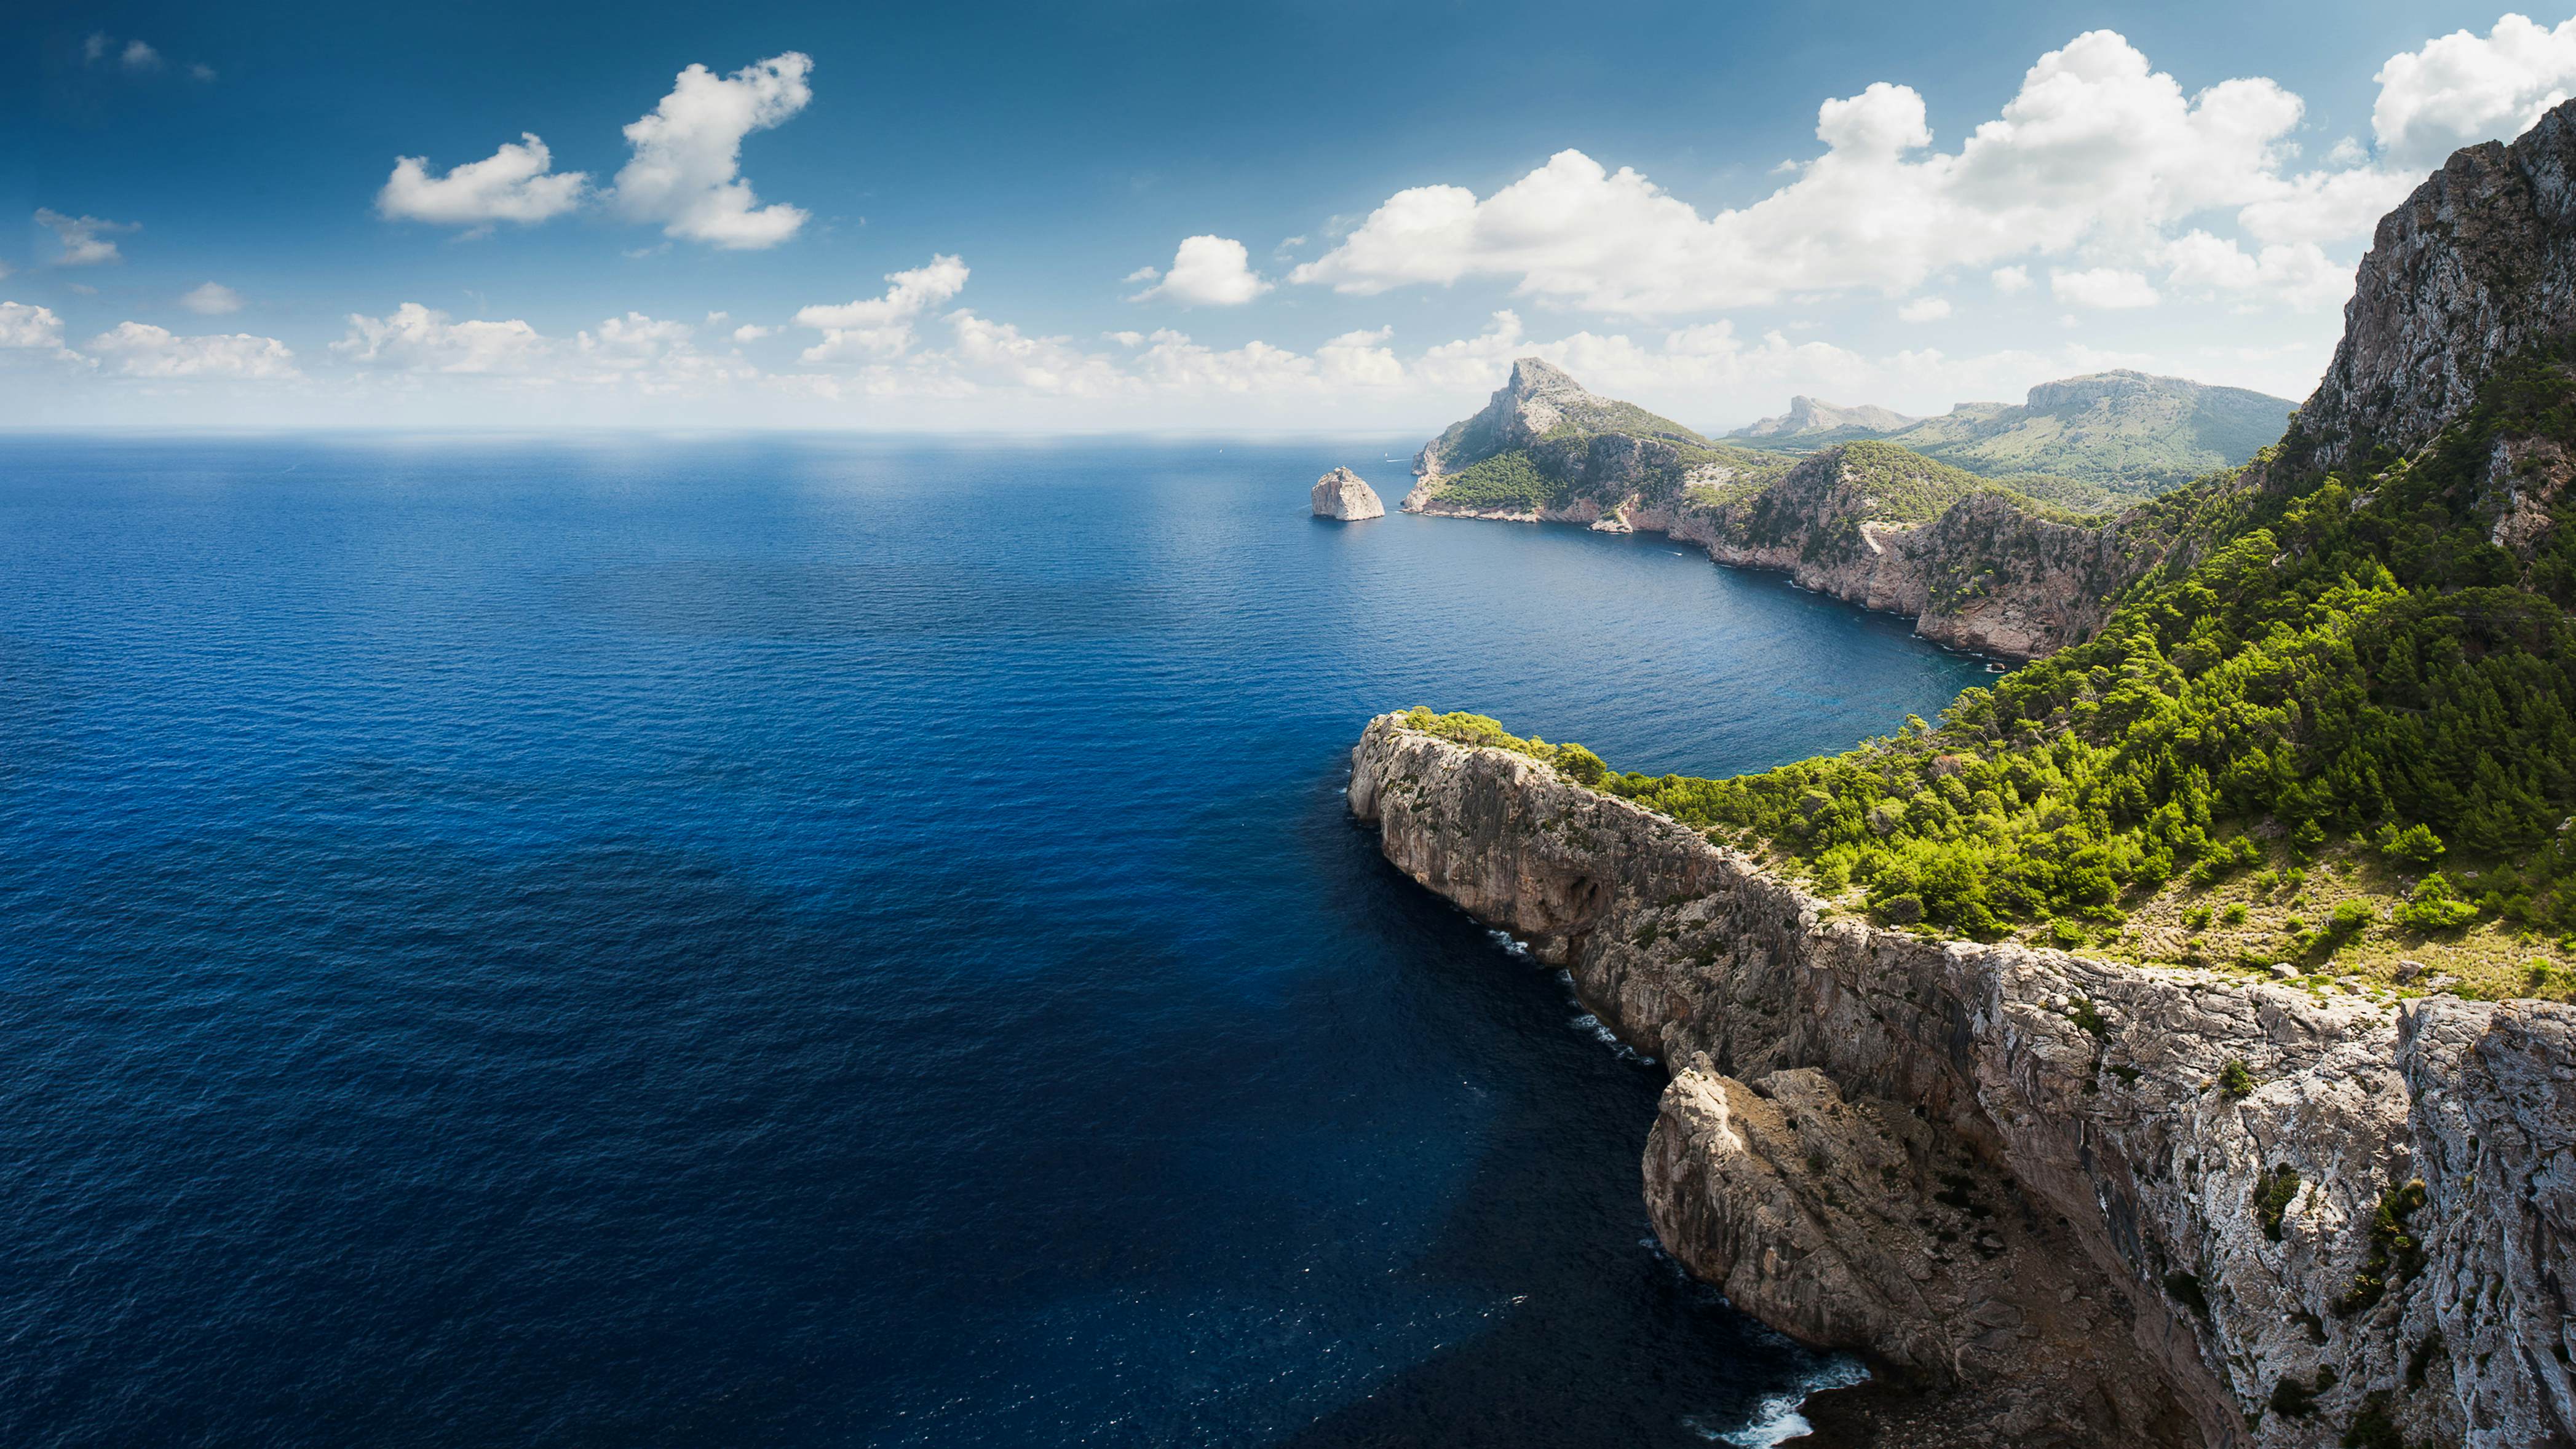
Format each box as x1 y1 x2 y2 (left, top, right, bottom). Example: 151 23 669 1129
2374 14 2576 168
2158 232 2353 309
2050 267 2160 309
1290 30 2414 317
333 304 549 373
1897 296 1952 322
82 33 108 63
86 322 296 378
378 135 587 230
734 323 776 343
121 40 162 72
611 52 813 249
0 302 66 349
794 254 970 361
180 282 244 315
1991 265 2032 293
1131 235 1272 305
189 61 216 82
36 209 138 266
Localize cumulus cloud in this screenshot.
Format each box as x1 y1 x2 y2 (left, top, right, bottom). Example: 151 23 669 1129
793 254 971 361
333 304 550 373
36 209 138 266
1991 265 2032 293
0 302 66 349
2374 14 2576 168
189 62 216 82
2158 232 2354 309
1897 296 1952 322
378 135 588 231
180 282 244 315
1288 30 2404 316
1130 235 1273 305
2051 267 2160 309
86 322 296 378
734 323 776 342
611 52 814 249
121 40 162 72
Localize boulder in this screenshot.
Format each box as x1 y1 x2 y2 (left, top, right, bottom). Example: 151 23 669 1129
1310 467 1385 520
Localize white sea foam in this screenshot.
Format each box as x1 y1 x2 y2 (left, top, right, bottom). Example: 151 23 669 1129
1684 1354 1871 1445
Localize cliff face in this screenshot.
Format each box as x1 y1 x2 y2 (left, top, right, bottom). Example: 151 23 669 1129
1406 367 2175 660
1350 715 2576 1449
2297 101 2576 476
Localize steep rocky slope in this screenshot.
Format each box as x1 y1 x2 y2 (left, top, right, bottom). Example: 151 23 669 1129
1351 95 2576 1449
1728 372 2294 500
1407 368 2173 658
1352 715 2575 1449
2293 101 2576 476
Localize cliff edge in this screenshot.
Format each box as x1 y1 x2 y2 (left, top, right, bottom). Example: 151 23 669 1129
1351 713 2576 1449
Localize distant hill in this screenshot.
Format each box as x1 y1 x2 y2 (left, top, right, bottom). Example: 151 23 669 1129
1727 371 2297 501
1734 396 1923 446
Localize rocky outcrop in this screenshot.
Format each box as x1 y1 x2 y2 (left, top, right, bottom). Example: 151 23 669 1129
2297 97 2576 476
1350 714 2576 1449
1310 466 1385 520
1403 365 2181 659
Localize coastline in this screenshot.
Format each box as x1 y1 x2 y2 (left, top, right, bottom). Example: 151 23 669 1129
1348 710 2576 1448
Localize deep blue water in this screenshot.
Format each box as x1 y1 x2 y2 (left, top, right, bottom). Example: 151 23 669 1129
0 436 1984 1448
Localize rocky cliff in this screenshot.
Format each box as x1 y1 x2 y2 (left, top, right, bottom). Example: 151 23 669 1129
1311 466 1385 520
2296 101 2576 477
1407 366 2153 659
1351 714 2576 1449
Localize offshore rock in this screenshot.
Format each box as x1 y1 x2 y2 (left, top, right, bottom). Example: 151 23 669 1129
1310 466 1384 520
1349 713 2576 1448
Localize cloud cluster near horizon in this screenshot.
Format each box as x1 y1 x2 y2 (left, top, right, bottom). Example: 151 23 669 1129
21 17 2576 426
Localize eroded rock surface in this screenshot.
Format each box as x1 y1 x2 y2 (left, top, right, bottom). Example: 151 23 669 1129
1350 714 2576 1448
1310 466 1385 520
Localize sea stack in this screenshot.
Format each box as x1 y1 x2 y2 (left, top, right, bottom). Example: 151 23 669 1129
1310 467 1385 520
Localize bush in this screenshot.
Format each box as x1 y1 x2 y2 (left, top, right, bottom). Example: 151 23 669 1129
2221 903 2249 926
2217 1059 2258 1097
2377 822 2446 865
2393 874 2479 933
2330 899 2376 934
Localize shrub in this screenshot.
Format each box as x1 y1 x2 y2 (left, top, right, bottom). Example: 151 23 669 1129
2222 903 2249 925
2334 1180 2429 1316
2254 1166 2302 1241
2377 822 2446 865
2393 874 2479 933
2218 1059 2258 1097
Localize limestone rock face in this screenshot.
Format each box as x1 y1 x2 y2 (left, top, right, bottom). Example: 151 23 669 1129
1310 467 1384 520
2297 98 2576 475
1349 714 2576 1449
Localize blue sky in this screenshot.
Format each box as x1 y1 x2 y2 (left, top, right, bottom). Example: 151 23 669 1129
7 0 2573 430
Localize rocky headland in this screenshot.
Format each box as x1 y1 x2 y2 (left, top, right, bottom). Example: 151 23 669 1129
1350 97 2576 1449
1312 466 1385 520
1351 714 2574 1449
1404 364 2164 658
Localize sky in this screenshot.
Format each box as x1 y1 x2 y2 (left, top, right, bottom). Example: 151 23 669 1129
9 0 2576 433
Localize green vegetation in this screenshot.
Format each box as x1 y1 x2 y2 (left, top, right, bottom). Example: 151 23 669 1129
1439 345 2576 994
2334 1180 2429 1316
2217 1059 2258 1097
1430 449 1563 510
1732 371 2297 500
2255 1166 2302 1241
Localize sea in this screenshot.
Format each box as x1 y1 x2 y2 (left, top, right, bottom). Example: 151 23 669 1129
0 435 1987 1448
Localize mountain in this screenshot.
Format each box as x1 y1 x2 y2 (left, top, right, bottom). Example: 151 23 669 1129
1405 363 2153 657
1732 395 1923 444
1729 371 2297 502
1361 97 2576 1449
1405 358 1790 516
